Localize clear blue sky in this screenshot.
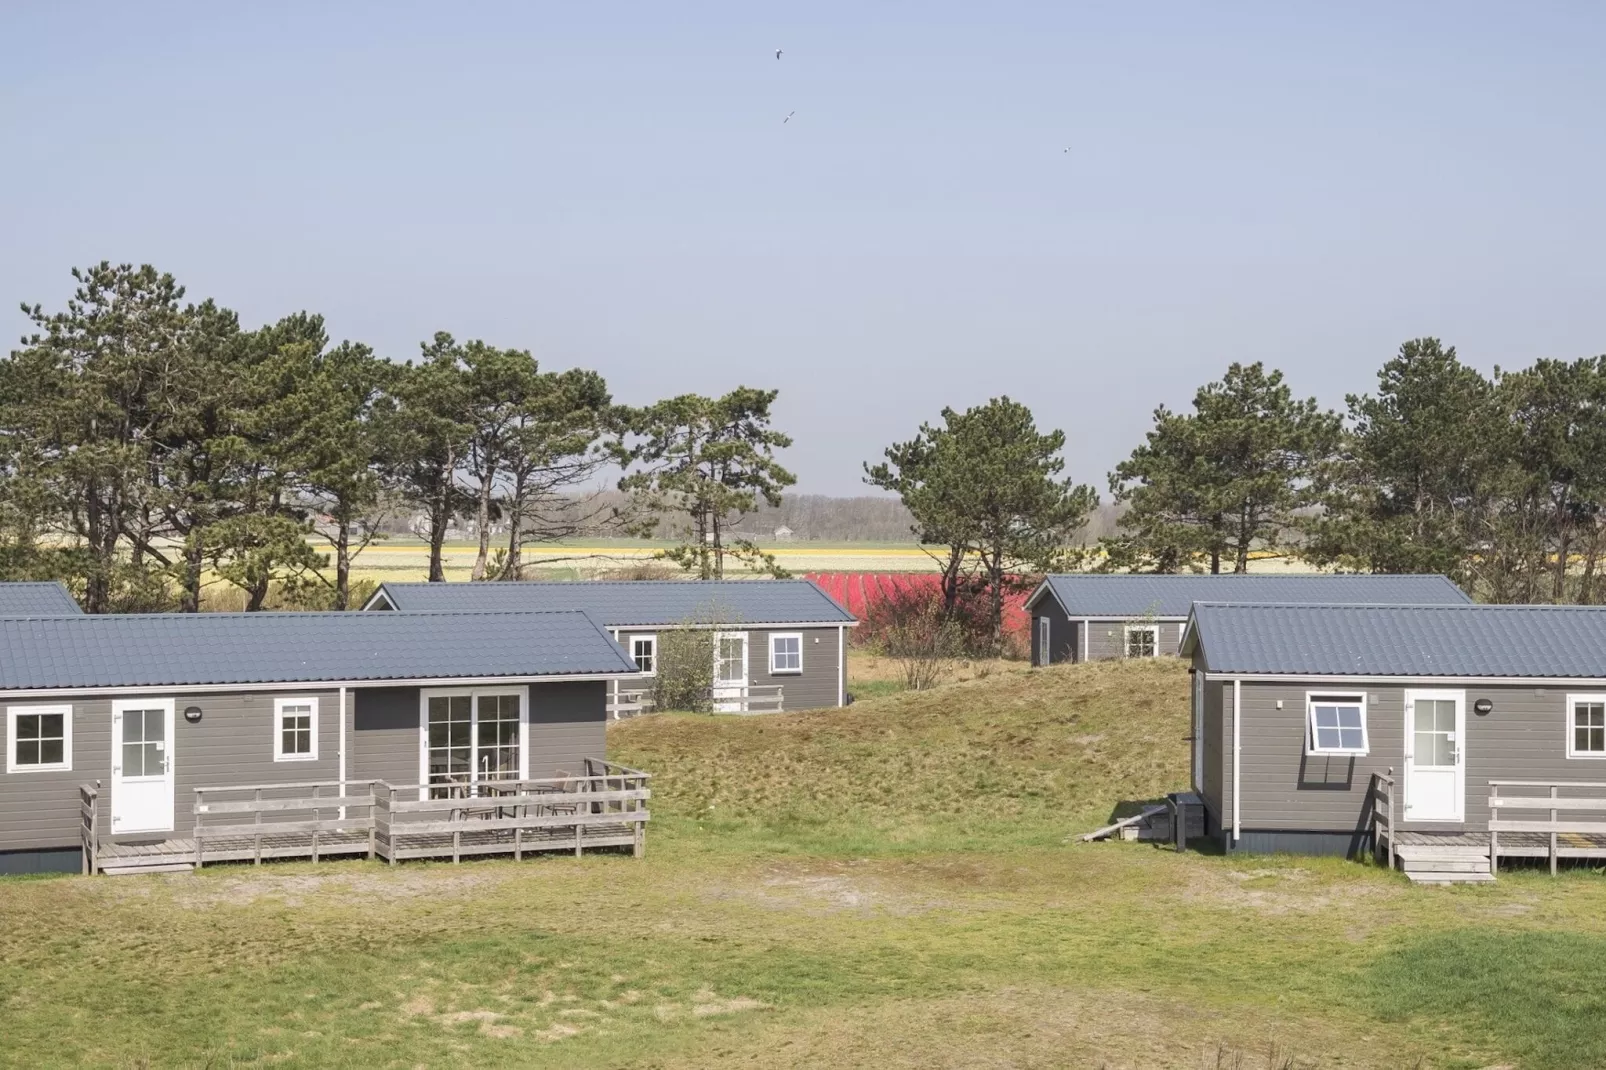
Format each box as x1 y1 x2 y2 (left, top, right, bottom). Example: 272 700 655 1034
4 2 1604 495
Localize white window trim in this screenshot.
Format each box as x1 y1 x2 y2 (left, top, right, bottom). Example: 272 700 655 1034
1124 623 1160 659
1566 692 1606 759
769 632 804 675
273 696 320 763
1305 691 1370 757
630 634 658 677
6 704 72 773
417 687 530 801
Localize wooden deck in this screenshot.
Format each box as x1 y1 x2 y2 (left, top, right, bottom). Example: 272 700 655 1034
1395 829 1606 859
81 760 651 876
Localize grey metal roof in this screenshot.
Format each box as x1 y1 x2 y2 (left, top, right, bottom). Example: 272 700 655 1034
0 581 81 615
0 610 638 691
1031 573 1470 618
1188 602 1606 679
367 579 856 626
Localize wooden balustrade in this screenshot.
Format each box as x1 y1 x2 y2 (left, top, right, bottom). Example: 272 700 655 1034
79 782 99 875
1370 769 1395 871
1488 779 1606 876
193 780 378 868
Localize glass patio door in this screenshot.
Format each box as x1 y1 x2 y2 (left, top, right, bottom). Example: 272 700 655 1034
425 691 522 799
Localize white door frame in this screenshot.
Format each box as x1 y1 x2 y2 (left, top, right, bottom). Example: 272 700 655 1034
1403 688 1466 822
713 631 749 712
417 687 530 801
1038 617 1051 666
110 697 176 835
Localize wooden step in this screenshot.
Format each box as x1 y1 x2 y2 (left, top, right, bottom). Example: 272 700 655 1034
1403 859 1491 873
1406 871 1497 885
1394 844 1489 860
101 862 195 876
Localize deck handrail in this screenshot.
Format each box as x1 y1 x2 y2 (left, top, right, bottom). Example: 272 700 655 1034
715 683 785 713
79 782 99 875
1370 769 1396 872
192 780 380 868
1487 778 1606 876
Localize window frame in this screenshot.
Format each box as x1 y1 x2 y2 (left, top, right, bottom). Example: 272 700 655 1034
273 696 320 763
6 704 72 773
1124 623 1160 659
1566 693 1606 760
630 634 657 676
417 687 529 801
1305 691 1370 757
769 632 804 675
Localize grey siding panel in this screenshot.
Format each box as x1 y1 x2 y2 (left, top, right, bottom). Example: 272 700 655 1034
0 848 81 874
1231 680 1606 839
351 687 420 787
350 682 610 789
1200 675 1225 825
530 681 606 778
0 689 342 851
614 625 843 710
747 627 842 710
1031 600 1076 665
1083 619 1186 660
0 698 108 852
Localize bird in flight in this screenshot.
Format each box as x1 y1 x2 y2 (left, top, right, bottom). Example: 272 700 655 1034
783 111 795 123
775 49 783 60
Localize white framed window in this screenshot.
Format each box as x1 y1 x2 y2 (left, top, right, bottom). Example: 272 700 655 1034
1306 692 1369 757
274 697 319 762
1567 693 1606 758
770 633 803 674
631 635 657 675
7 705 72 773
1124 624 1159 659
419 688 528 800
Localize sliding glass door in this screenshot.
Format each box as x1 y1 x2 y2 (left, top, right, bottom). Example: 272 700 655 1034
423 689 525 799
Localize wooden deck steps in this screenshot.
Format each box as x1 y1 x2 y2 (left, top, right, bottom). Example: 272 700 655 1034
1393 842 1494 884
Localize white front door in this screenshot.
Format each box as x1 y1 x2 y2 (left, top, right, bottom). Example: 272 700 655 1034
1404 689 1465 822
111 699 176 834
713 632 748 712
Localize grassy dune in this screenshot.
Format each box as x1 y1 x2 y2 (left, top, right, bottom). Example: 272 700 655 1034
6 661 1606 1067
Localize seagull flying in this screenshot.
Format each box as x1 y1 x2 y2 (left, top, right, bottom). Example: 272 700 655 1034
775 48 783 60
784 111 795 123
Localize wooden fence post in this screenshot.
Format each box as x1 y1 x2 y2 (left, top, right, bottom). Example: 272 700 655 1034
1488 781 1499 877
193 788 204 869
1551 784 1559 876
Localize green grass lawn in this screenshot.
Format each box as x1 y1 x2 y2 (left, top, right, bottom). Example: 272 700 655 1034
7 661 1606 1067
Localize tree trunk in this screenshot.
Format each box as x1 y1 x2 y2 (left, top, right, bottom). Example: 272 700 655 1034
1553 500 1572 604
179 537 204 613
471 475 493 581
502 488 524 581
428 503 448 582
987 558 1005 655
708 510 722 580
335 517 351 610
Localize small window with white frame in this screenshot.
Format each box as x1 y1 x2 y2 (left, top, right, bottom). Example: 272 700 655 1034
631 635 657 675
770 632 803 674
274 697 319 762
1125 624 1159 659
7 705 72 773
1306 693 1368 757
1568 694 1606 758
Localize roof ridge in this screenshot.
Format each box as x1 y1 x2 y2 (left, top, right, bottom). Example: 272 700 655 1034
1194 601 1606 611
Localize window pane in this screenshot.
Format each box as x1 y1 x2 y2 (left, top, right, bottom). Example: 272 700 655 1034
143 742 162 773
39 738 63 764
123 741 144 777
145 708 164 741
16 714 39 741
1315 725 1343 749
1593 726 1606 754
1579 725 1593 753
449 719 470 747
39 713 63 740
1338 727 1364 750
123 709 143 742
16 740 40 766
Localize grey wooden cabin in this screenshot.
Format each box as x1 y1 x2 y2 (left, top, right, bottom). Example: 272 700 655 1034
0 609 646 875
365 579 858 713
1026 573 1470 666
1184 602 1606 874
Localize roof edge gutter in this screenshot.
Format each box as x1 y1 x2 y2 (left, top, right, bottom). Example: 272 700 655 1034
0 671 649 700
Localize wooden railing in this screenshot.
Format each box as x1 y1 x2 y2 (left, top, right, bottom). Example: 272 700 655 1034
79 782 99 875
713 684 785 714
1371 769 1396 871
193 780 378 868
375 763 652 864
1488 779 1606 876
608 688 656 719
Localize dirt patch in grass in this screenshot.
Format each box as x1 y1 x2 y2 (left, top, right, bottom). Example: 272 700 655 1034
702 860 955 916
656 985 1424 1069
1180 861 1399 916
158 866 505 909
